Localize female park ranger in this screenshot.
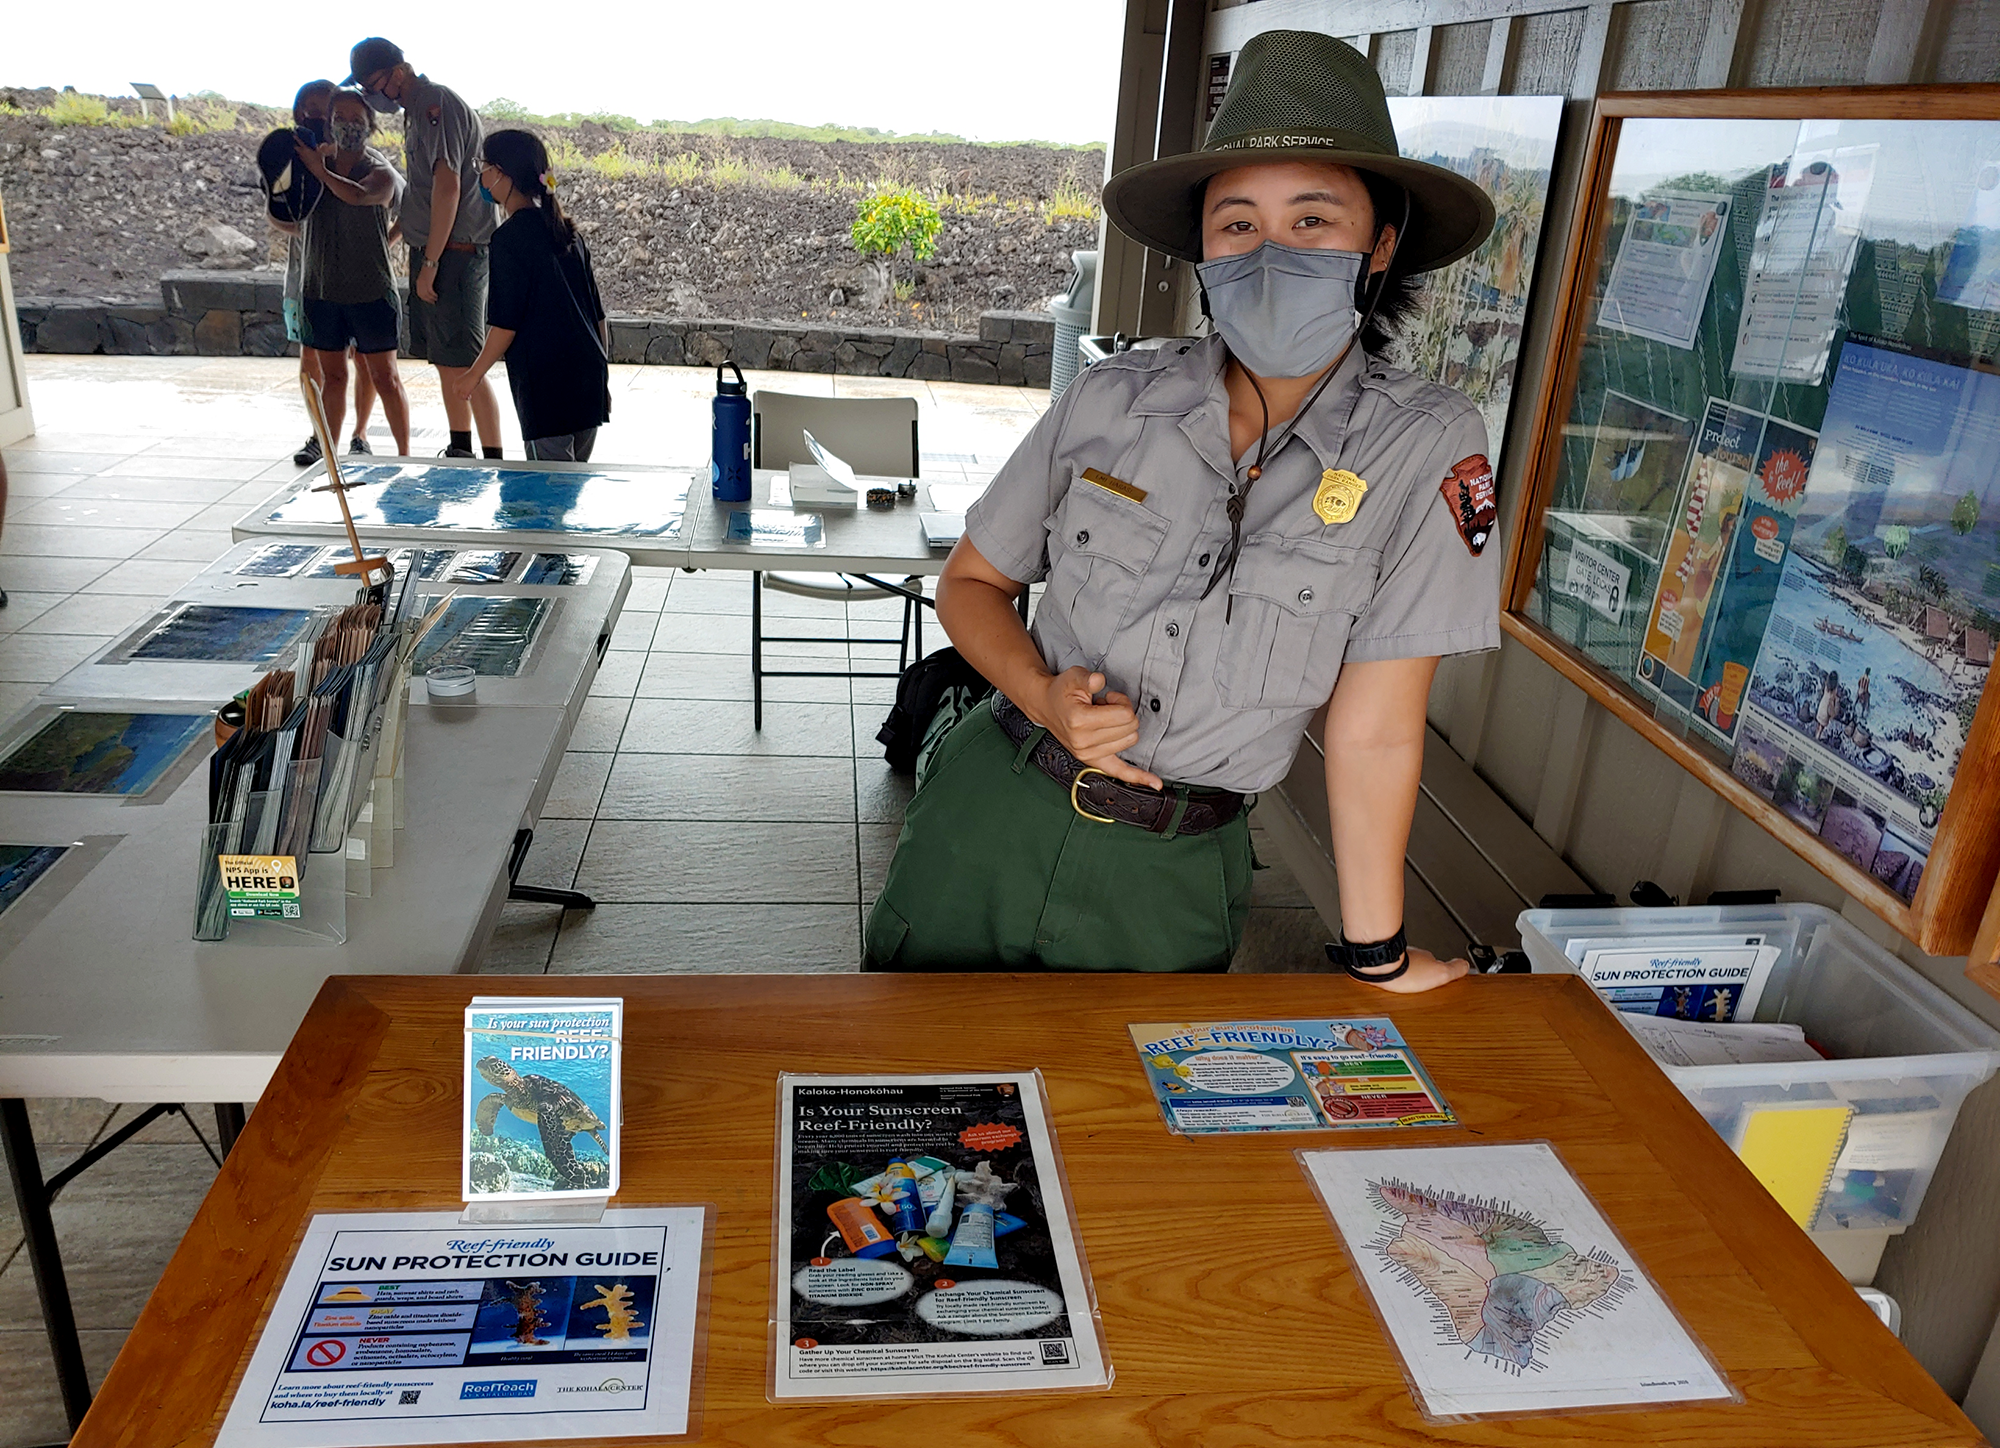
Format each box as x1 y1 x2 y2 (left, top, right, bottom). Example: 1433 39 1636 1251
866 30 1500 990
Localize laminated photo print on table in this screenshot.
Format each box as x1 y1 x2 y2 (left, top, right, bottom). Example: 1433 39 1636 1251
463 997 623 1202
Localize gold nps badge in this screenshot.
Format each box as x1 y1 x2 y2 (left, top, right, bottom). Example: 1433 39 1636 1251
1313 469 1368 525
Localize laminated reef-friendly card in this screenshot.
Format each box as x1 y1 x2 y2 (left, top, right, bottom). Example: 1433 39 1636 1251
463 996 623 1223
1504 85 2000 962
213 998 712 1445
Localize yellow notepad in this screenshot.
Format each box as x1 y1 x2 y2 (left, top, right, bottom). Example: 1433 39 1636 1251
1737 1103 1855 1228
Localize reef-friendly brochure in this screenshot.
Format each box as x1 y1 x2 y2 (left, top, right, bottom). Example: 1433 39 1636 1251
1299 1141 1735 1421
771 1072 1110 1400
214 1207 707 1446
1128 1019 1454 1135
464 998 622 1203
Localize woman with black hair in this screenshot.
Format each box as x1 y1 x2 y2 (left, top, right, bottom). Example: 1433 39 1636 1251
447 129 610 461
274 79 384 466
865 30 1502 984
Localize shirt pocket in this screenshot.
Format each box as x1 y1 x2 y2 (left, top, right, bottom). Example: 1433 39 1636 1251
1042 476 1169 665
1215 535 1381 709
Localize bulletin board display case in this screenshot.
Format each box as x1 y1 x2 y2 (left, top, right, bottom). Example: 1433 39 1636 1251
1504 88 2000 956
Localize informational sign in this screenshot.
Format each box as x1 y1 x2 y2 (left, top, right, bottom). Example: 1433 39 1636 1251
1557 540 1631 623
1565 933 1779 1022
464 998 622 1203
215 1209 707 1447
1732 150 1874 385
1597 189 1733 348
1127 1019 1453 1135
772 1073 1109 1400
220 853 301 920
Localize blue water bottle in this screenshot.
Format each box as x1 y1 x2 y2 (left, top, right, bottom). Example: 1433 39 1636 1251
711 362 751 502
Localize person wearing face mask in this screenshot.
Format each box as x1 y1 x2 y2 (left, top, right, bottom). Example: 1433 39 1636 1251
446 131 610 461
864 30 1498 986
291 87 412 457
346 36 503 458
271 78 381 466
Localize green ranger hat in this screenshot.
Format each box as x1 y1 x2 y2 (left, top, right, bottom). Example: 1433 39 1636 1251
1101 29 1496 272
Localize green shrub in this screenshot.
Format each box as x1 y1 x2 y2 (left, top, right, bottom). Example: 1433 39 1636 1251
852 188 943 310
589 147 652 180
45 93 111 126
658 152 703 186
707 155 753 186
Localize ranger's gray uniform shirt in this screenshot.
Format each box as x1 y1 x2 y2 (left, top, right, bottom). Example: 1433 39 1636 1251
399 76 496 248
965 334 1501 794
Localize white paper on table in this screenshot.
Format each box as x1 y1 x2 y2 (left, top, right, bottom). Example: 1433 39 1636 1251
1624 1014 1822 1068
1299 1142 1735 1421
215 1207 707 1446
788 462 858 508
801 431 860 488
924 481 988 513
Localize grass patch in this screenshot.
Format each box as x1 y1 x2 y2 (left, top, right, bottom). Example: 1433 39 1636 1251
588 147 653 180
658 151 704 186
706 154 753 186
1044 171 1099 222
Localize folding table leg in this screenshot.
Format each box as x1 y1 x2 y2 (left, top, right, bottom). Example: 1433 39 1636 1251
752 569 765 731
1 1097 93 1430
214 1103 246 1157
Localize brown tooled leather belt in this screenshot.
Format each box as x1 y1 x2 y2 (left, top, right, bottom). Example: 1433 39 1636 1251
991 694 1246 837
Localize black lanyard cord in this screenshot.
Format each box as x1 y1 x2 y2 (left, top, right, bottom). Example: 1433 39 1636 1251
1200 190 1412 621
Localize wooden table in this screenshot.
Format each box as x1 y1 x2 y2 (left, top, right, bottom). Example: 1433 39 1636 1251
78 973 1979 1447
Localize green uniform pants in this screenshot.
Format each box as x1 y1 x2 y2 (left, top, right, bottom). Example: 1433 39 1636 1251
864 701 1254 972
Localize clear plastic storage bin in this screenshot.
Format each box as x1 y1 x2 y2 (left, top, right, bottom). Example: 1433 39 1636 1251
1518 903 2000 1235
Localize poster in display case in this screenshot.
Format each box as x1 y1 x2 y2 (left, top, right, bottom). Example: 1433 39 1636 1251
1506 88 2000 957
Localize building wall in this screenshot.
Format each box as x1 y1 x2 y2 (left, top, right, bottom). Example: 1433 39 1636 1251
1093 0 2000 1407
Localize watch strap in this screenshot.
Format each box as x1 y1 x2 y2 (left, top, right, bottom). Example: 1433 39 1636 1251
1326 926 1409 982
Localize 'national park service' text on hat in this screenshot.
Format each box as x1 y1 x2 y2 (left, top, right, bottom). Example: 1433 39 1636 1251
1101 30 1496 272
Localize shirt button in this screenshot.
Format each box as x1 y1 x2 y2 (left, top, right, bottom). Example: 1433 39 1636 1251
1150 698 1161 712
1165 622 1179 638
1299 587 1314 604
1075 529 1089 547
1197 552 1211 567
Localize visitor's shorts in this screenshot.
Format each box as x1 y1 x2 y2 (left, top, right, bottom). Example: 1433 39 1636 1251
406 245 488 368
303 296 401 355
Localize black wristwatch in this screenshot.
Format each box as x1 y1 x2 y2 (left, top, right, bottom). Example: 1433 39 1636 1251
1326 926 1409 983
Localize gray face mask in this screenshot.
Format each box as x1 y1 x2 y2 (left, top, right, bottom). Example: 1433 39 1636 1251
330 119 368 152
362 88 399 115
1196 241 1365 379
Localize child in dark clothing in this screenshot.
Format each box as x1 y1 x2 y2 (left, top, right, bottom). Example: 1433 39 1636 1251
447 130 610 460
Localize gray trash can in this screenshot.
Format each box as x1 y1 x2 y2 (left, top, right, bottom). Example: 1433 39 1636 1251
1048 250 1098 400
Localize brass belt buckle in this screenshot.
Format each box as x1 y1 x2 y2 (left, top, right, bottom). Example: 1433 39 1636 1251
1070 767 1118 824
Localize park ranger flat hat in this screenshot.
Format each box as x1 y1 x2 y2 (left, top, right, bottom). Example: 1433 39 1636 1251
1101 29 1496 272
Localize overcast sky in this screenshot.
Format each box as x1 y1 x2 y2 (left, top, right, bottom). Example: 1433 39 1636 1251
6 0 1126 144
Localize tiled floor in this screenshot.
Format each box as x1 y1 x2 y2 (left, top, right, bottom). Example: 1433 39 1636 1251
0 355 1337 1443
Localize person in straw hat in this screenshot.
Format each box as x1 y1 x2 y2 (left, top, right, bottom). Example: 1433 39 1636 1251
865 31 1500 987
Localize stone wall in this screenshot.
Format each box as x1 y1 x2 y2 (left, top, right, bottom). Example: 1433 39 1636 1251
13 270 1056 387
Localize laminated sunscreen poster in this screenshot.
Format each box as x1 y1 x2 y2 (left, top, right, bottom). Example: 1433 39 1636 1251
1299 1142 1735 1421
1128 1019 1453 1135
772 1073 1109 1400
464 998 621 1202
214 1208 707 1446
1635 400 1818 743
1596 189 1733 349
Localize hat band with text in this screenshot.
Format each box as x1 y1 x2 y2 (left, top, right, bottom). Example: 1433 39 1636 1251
1211 130 1394 156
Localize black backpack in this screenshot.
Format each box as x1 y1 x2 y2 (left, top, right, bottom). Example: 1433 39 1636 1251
876 647 993 774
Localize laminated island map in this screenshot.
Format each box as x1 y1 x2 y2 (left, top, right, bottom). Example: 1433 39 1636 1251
1301 1142 1734 1420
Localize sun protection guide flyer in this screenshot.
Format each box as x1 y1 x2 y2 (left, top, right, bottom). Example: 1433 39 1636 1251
771 1072 1110 1400
464 998 621 1203
214 1208 707 1446
1129 1019 1455 1135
